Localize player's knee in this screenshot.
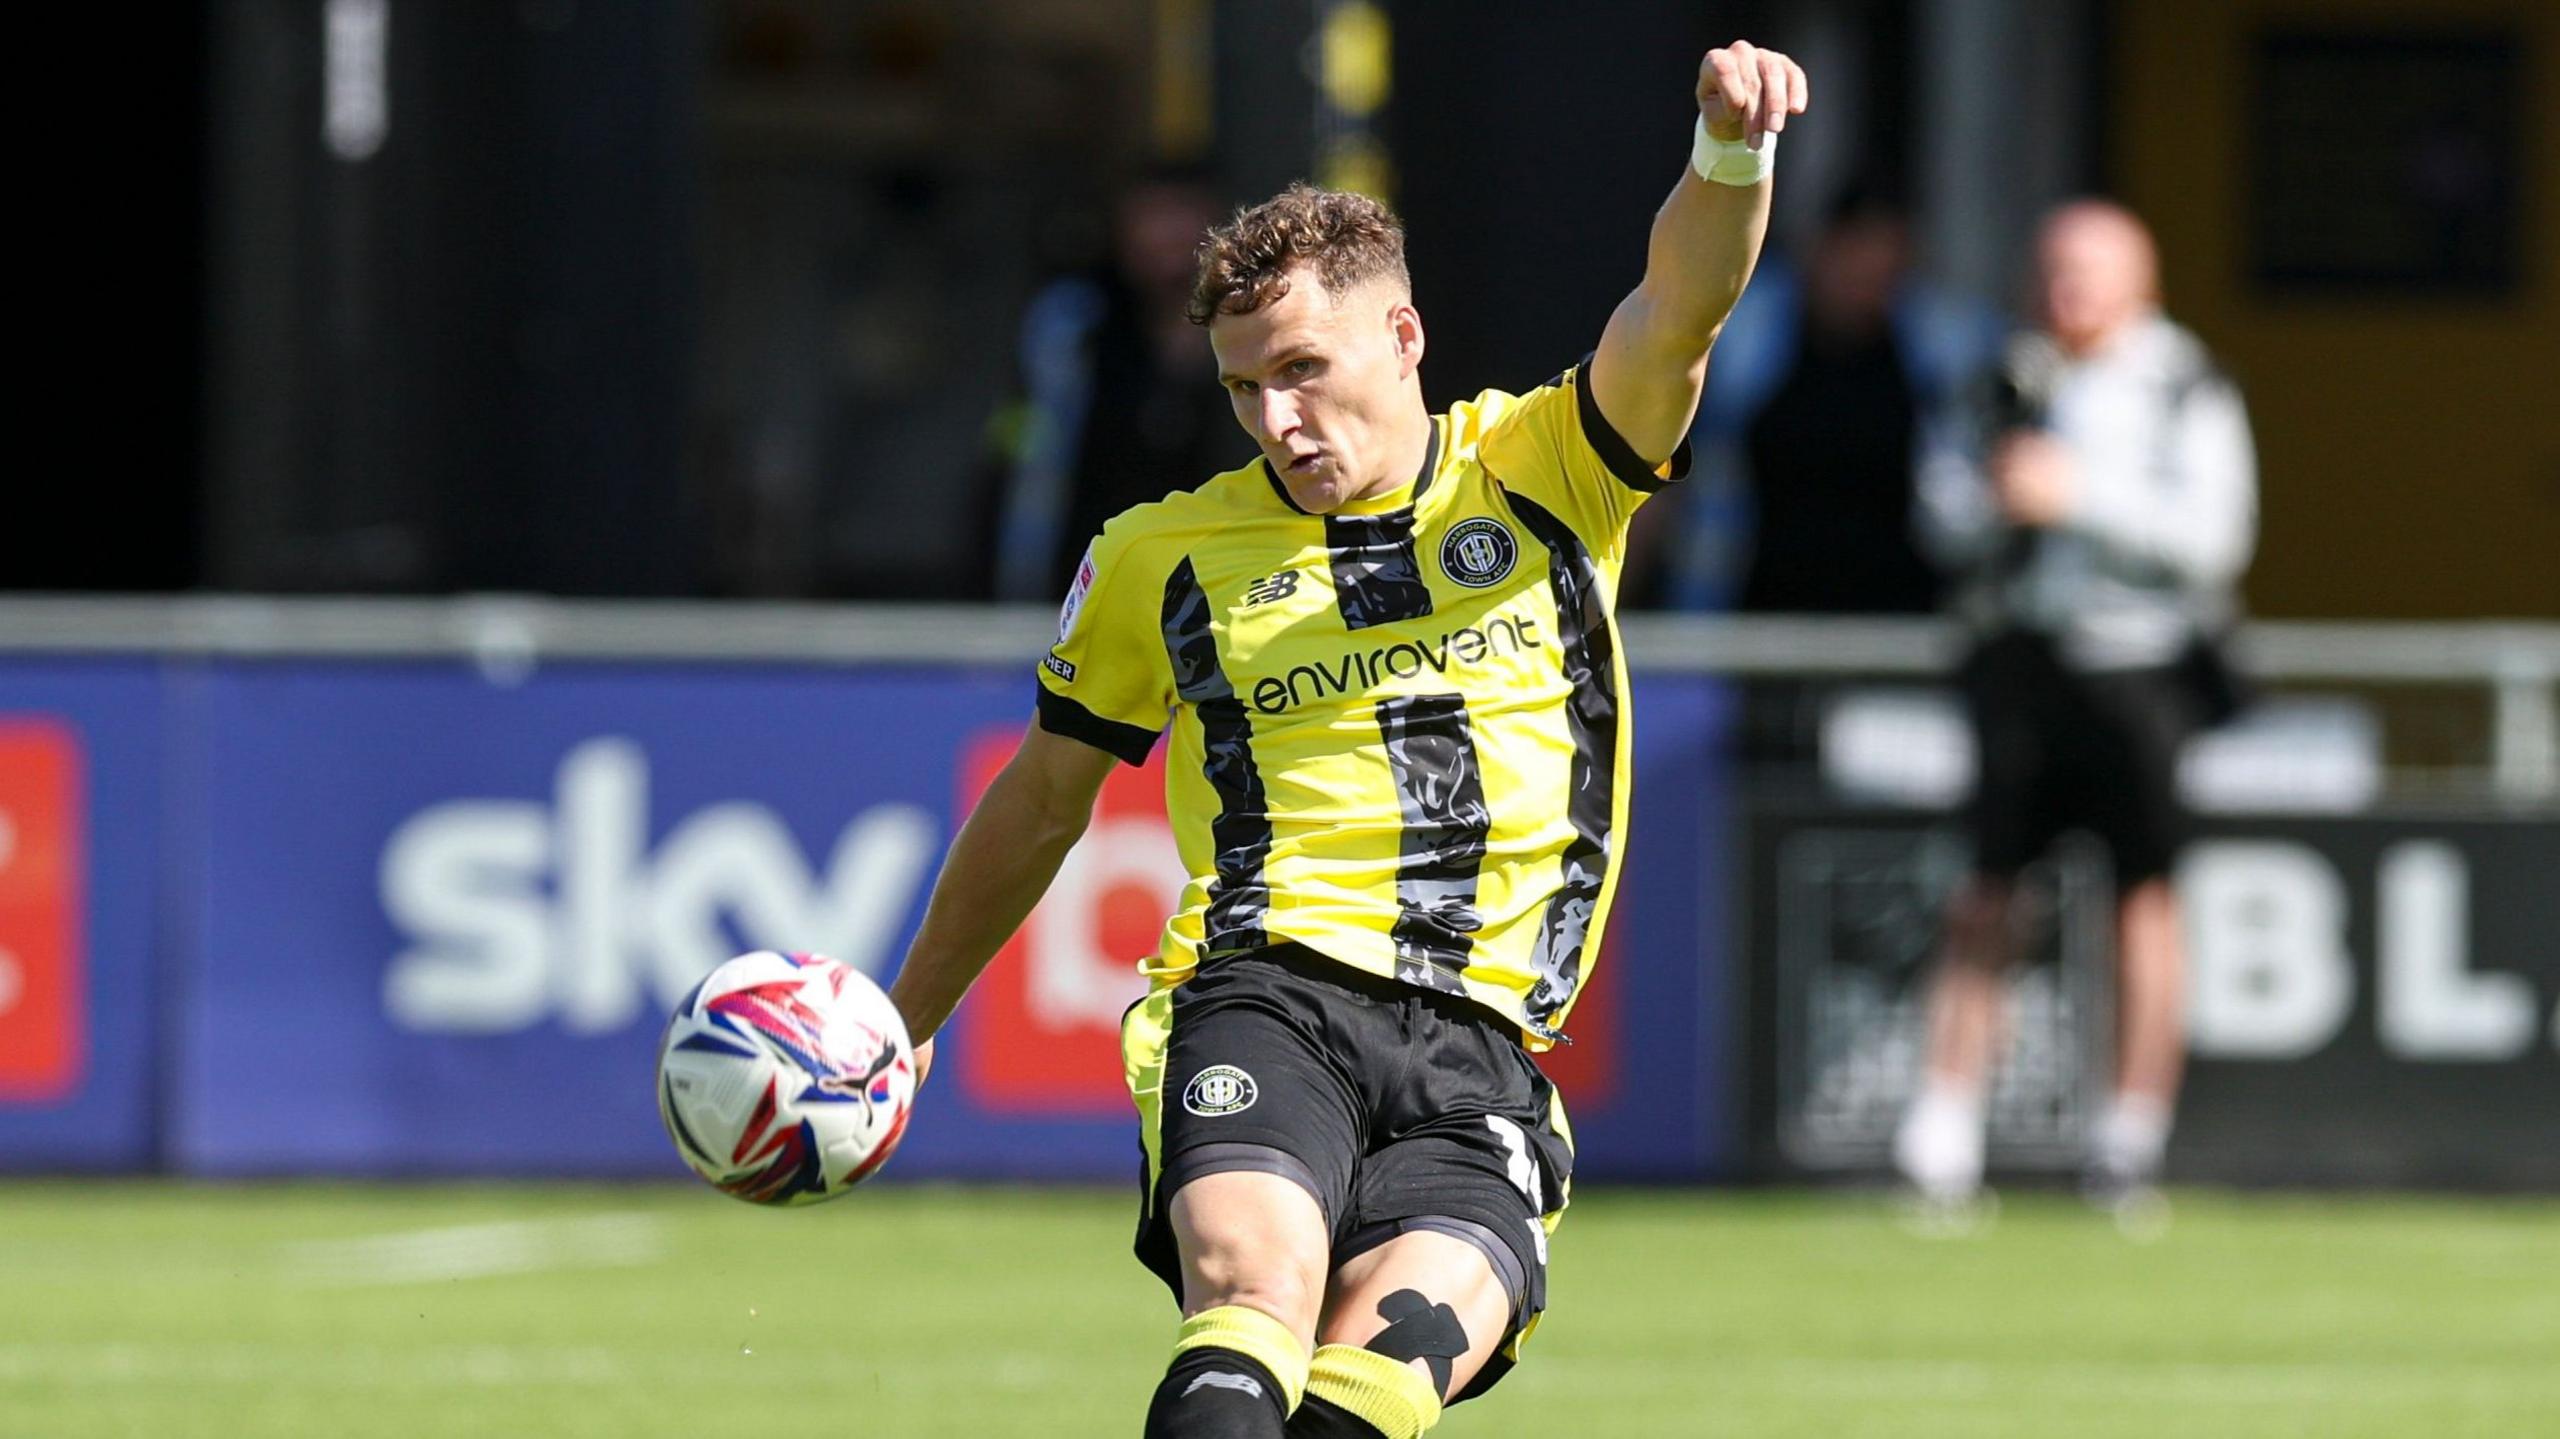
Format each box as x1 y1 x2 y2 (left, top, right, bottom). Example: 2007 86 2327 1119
1186 1257 1319 1335
1171 1167 1330 1332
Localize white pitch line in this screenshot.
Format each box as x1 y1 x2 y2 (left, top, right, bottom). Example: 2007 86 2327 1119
278 1213 665 1288
0 1342 631 1387
1528 1354 2560 1407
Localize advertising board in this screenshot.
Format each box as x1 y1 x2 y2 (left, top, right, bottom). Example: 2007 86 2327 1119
170 662 1736 1181
1745 803 2560 1186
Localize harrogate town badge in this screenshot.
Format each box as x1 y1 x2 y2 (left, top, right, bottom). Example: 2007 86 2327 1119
1182 1065 1259 1117
1439 517 1520 588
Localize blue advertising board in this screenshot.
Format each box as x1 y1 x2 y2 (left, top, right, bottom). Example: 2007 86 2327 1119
172 660 1022 1176
165 659 1738 1182
0 660 164 1171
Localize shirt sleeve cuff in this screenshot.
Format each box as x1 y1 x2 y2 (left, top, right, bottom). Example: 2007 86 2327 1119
1574 351 1695 493
1036 686 1161 767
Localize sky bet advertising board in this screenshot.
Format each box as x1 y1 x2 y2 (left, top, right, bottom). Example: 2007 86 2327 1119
165 661 1732 1181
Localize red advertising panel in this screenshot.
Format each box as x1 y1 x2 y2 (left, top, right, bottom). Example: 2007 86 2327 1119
0 721 83 1101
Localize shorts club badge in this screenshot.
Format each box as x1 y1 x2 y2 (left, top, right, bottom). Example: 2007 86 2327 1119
1183 1065 1259 1117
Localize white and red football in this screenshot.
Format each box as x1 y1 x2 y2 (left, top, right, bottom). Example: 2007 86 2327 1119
656 951 917 1205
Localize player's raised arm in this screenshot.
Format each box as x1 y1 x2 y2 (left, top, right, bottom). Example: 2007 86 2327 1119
885 723 1115 1049
1589 40 1808 464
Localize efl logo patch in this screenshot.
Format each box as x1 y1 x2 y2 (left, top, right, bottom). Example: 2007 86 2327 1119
1057 548 1098 643
1183 1064 1259 1117
1439 518 1519 588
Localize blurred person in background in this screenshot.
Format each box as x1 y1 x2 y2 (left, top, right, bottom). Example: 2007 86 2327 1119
1628 183 2000 613
984 169 1243 600
1896 200 2258 1219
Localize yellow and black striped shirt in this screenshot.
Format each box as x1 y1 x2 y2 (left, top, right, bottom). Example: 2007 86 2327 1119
1036 357 1686 1048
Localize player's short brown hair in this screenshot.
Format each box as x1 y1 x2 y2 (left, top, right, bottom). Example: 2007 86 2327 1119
1187 183 1410 326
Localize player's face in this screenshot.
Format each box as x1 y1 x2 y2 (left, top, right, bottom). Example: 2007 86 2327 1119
1210 268 1425 513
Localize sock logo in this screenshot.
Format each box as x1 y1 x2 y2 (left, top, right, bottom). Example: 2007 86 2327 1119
1182 1064 1259 1116
1182 1370 1264 1400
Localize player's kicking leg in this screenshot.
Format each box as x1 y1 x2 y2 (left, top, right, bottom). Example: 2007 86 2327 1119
1145 1172 1326 1438
1128 952 1363 1437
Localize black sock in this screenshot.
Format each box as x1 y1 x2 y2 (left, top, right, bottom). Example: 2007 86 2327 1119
1143 1345 1290 1438
1284 1394 1387 1437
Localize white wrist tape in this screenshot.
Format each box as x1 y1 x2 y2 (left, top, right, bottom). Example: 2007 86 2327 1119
1691 115 1774 187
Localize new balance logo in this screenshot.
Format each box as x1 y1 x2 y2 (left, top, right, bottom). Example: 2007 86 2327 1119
1183 1371 1265 1400
1242 571 1300 606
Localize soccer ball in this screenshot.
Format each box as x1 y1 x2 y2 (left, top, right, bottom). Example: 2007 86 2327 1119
656 950 918 1205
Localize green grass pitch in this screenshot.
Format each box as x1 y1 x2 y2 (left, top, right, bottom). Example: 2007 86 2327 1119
3 1182 2554 1437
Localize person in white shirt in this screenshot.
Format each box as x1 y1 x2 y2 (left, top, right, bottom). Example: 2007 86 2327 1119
1900 200 2258 1218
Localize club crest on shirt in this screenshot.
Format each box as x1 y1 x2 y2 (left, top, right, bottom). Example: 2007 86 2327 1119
1439 518 1519 588
1183 1064 1259 1117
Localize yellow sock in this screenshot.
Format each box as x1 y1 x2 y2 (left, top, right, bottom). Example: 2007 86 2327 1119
1172 1304 1309 1413
1304 1343 1442 1437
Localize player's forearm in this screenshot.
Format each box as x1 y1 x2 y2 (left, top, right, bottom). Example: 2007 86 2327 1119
1587 43 1801 460
1586 167 1775 462
1631 167 1773 355
1632 40 1800 352
887 764 1092 1044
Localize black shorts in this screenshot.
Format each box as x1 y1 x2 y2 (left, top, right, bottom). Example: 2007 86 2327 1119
1964 630 2198 886
1119 944 1574 1403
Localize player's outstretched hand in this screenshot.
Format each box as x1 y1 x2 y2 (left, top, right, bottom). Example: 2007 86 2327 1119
1699 40 1809 150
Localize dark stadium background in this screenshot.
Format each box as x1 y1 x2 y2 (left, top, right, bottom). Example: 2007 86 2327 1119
37 0 2555 615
